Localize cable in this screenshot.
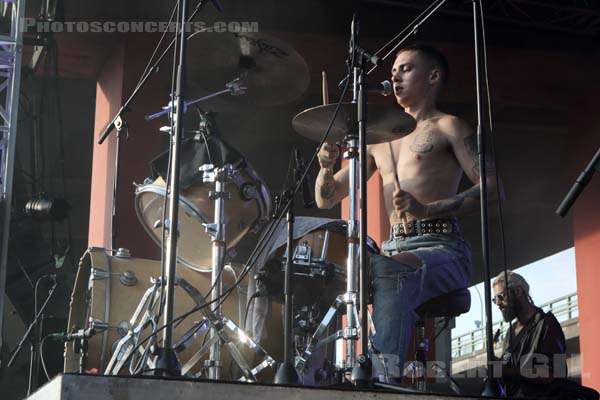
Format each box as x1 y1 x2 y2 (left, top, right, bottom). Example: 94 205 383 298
34 274 55 317
39 335 51 381
49 39 75 270
195 107 214 166
131 2 180 93
366 0 448 76
242 292 263 330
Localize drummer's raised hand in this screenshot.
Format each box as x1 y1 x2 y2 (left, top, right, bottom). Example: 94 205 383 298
393 187 429 220
317 142 340 170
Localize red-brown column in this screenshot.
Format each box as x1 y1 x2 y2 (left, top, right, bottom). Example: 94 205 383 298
89 34 169 258
572 88 600 391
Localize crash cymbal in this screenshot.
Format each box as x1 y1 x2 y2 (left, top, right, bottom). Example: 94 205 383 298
186 31 309 107
292 103 416 144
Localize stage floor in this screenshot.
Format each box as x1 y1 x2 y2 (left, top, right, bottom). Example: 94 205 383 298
27 374 500 400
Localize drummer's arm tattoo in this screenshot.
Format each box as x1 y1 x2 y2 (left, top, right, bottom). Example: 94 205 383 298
316 168 337 207
426 185 480 218
426 130 503 218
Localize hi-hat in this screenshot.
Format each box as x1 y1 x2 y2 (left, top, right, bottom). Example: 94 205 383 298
292 103 416 144
186 31 310 107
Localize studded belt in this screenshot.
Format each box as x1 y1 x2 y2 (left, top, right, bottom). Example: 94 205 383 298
391 218 459 238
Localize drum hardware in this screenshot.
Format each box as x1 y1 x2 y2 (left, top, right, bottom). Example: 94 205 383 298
96 0 220 145
179 313 276 381
94 0 237 377
114 248 131 258
294 304 321 334
200 162 233 380
272 146 323 385
290 14 416 385
284 232 336 279
135 143 271 273
145 77 247 122
105 275 163 375
292 130 363 379
65 249 269 379
193 163 276 381
91 268 138 287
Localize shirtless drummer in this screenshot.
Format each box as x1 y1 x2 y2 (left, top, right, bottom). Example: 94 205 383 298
315 44 502 381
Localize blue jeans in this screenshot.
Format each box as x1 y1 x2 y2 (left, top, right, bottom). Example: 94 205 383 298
370 232 472 379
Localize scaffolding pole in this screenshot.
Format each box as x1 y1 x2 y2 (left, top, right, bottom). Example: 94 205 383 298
0 0 26 352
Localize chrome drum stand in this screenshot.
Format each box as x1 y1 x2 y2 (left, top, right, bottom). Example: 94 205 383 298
295 135 363 379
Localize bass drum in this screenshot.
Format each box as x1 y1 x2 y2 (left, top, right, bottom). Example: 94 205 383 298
64 248 272 378
135 157 271 272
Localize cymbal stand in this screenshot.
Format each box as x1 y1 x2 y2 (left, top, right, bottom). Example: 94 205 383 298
200 163 234 379
181 163 276 381
295 15 378 382
294 133 367 380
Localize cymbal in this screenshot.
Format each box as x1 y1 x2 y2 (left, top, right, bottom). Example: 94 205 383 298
292 103 417 144
186 31 310 107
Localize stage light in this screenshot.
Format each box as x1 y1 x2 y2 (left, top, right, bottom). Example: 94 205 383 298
24 196 70 221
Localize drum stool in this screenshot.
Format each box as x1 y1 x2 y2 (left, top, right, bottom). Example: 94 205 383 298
409 288 471 392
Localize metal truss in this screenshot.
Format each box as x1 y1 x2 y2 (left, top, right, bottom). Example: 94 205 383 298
0 0 26 351
366 0 600 36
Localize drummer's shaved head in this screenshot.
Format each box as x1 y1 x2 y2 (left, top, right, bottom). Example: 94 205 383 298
397 44 449 86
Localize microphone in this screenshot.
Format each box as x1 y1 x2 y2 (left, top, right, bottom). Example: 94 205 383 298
348 80 393 96
493 328 502 344
48 327 97 342
294 148 315 209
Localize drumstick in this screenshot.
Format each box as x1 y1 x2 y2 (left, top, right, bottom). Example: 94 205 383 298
322 70 329 105
387 142 410 231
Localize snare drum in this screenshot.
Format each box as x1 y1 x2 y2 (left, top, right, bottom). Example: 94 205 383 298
64 248 252 376
135 157 271 272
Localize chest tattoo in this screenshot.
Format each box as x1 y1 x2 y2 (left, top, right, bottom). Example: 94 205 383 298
409 123 434 154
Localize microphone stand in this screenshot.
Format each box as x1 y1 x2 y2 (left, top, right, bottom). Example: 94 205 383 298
349 12 375 387
472 1 503 395
152 0 189 377
556 146 600 217
6 277 57 396
111 116 124 250
273 186 299 384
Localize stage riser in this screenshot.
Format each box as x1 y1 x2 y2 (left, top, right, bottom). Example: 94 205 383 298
28 374 490 400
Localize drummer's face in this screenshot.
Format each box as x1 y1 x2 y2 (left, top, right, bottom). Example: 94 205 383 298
391 50 433 107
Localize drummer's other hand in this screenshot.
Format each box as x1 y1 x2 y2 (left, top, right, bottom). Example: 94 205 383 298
393 187 429 219
318 142 340 169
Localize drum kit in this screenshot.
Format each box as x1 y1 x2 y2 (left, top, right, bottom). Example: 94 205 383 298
64 17 421 386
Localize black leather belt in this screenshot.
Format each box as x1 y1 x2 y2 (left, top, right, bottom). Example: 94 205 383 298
391 218 459 238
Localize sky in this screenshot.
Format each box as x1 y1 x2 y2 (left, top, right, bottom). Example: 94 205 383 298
452 247 578 338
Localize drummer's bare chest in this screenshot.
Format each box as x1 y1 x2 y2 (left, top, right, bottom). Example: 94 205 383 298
370 121 454 176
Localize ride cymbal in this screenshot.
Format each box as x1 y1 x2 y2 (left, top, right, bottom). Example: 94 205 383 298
292 102 416 144
186 31 310 107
